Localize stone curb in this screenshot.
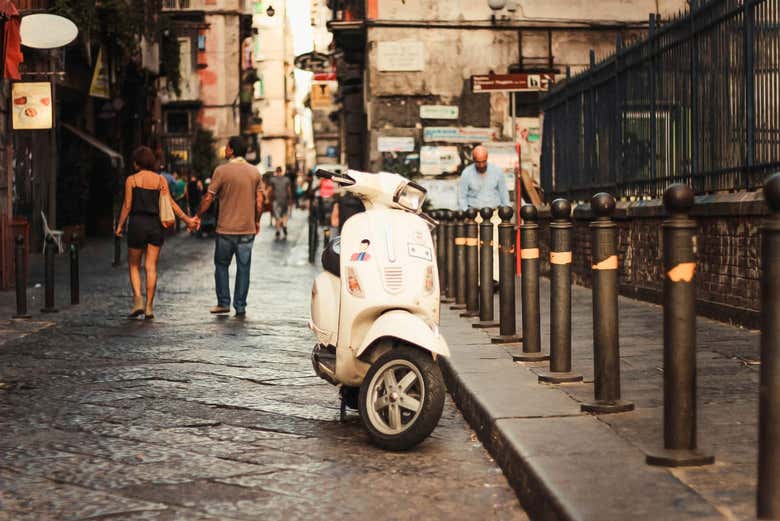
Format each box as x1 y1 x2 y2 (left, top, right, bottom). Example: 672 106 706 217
437 308 726 521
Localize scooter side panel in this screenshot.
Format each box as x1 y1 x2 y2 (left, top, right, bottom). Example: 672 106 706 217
310 272 340 346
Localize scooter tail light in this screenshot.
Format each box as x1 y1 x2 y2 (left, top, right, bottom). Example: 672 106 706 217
424 265 434 295
346 267 365 298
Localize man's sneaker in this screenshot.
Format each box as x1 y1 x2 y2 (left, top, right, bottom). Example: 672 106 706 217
235 310 246 318
210 306 230 314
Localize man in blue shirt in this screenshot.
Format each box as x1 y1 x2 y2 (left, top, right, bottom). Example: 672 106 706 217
458 145 510 210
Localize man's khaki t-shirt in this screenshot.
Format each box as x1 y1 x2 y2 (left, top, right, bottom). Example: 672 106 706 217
208 159 262 235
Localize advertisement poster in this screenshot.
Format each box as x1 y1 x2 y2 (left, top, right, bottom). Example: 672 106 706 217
377 136 415 152
516 117 542 184
484 142 517 192
89 47 111 99
415 177 459 210
12 82 53 130
423 127 496 143
419 146 461 176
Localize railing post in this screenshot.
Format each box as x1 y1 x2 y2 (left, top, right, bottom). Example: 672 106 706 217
462 208 480 318
646 184 714 467
515 204 549 361
492 206 522 344
690 0 699 188
70 233 79 305
539 199 582 383
581 193 633 414
474 207 499 328
41 236 58 313
451 210 467 310
12 235 30 319
744 0 755 190
758 174 780 519
650 13 658 192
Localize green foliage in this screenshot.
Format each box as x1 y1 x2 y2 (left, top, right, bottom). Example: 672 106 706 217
52 0 146 57
191 127 218 178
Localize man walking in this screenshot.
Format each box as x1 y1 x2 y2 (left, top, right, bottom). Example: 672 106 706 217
268 166 292 239
458 145 510 210
195 136 265 317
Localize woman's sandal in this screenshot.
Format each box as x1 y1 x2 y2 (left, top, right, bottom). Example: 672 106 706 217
144 305 154 320
127 297 144 318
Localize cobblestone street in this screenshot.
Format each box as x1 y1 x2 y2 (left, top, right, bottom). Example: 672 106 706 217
0 213 526 521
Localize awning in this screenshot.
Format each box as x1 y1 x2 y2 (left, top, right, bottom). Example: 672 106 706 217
62 123 124 168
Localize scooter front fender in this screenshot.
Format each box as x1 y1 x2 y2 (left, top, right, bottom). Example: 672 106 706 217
355 310 450 360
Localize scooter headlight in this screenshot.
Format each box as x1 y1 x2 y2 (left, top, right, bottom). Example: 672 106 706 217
394 181 427 213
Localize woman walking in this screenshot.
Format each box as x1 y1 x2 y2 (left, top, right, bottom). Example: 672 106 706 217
115 147 196 319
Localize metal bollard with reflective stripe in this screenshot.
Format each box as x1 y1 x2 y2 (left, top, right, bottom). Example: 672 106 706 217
515 204 549 361
474 207 499 328
442 210 456 303
539 199 582 383
646 184 713 467
491 206 522 344
581 193 632 414
451 210 467 310
461 208 480 318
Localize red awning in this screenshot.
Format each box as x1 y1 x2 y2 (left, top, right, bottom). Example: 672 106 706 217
0 1 22 80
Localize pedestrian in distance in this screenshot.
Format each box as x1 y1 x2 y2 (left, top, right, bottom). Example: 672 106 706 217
186 173 203 217
195 136 265 318
458 145 510 211
115 146 198 320
171 171 187 230
268 166 293 240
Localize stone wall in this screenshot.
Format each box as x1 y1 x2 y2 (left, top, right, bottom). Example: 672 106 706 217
535 191 766 329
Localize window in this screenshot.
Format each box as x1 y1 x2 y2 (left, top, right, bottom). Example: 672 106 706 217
166 111 190 134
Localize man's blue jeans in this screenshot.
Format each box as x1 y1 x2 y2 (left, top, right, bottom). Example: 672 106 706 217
214 234 255 313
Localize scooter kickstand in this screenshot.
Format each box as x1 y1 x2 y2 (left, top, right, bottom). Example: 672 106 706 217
339 396 347 422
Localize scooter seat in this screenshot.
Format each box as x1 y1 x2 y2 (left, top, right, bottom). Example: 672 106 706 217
321 236 341 278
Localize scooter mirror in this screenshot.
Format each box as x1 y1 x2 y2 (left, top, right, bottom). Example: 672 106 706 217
315 168 333 179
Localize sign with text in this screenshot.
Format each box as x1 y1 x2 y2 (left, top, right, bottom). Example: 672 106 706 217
310 82 334 109
12 82 53 130
377 136 415 152
377 40 425 72
423 127 496 143
420 105 459 120
420 146 461 176
471 73 555 93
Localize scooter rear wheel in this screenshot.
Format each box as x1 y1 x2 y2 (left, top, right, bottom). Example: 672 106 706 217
358 344 445 451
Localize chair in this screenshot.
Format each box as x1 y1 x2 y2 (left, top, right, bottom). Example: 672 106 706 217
41 211 64 255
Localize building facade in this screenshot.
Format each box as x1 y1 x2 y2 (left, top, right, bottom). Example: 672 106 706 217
327 0 687 206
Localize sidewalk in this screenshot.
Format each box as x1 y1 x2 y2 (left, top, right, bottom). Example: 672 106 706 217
438 278 759 520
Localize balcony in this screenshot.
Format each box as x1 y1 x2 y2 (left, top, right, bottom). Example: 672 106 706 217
162 0 204 10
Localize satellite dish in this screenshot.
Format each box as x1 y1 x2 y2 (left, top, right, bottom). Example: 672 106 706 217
20 14 78 49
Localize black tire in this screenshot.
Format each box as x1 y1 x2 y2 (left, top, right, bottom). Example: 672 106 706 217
358 344 445 451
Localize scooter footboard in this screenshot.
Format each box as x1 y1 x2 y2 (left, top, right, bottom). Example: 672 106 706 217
355 310 449 360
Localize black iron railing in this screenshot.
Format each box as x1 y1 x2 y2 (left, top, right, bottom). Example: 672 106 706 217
541 0 780 201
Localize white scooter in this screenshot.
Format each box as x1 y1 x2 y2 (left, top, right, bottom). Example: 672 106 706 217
309 168 449 451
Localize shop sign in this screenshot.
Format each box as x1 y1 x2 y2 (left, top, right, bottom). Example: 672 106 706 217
420 105 458 120
377 136 415 152
294 51 332 74
419 146 461 176
377 40 424 72
471 73 555 93
12 82 53 130
423 127 496 143
89 47 110 99
310 82 334 109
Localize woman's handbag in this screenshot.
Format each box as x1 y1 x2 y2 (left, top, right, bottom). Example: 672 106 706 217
159 189 176 229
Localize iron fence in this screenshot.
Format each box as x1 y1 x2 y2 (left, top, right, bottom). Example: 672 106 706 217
541 0 780 201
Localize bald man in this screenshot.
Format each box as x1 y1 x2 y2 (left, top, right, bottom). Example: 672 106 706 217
458 145 510 211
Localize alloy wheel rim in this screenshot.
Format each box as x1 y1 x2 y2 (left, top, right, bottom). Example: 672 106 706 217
366 359 425 436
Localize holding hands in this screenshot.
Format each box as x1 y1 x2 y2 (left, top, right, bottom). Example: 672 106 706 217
185 216 201 233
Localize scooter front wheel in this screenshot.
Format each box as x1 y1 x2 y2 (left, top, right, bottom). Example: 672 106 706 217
358 345 445 451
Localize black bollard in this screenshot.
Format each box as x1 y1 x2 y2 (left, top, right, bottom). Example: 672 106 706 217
581 193 633 414
461 208 480 318
70 233 80 305
515 205 549 361
41 236 58 313
539 199 582 383
451 210 467 310
759 173 780 518
443 210 456 303
491 206 522 343
474 207 499 328
646 184 713 467
12 235 30 319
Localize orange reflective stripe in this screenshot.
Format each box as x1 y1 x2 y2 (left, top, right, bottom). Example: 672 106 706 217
592 255 618 271
667 262 696 282
521 248 540 259
550 251 572 265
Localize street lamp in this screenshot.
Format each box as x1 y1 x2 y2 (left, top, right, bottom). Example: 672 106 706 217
266 5 275 17
488 0 507 10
